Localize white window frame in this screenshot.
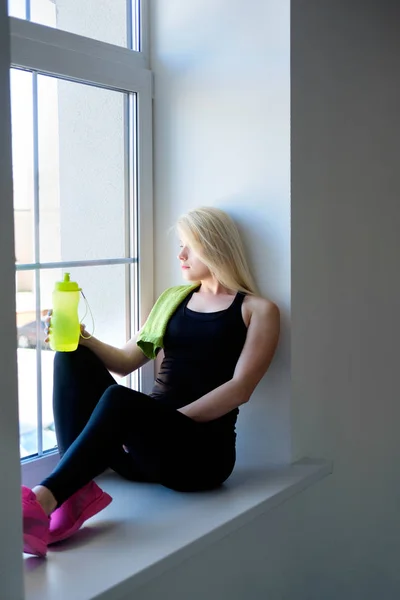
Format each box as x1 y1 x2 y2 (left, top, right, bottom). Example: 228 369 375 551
9 2 154 484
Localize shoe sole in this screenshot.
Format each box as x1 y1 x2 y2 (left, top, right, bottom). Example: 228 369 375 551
48 491 112 545
23 533 47 557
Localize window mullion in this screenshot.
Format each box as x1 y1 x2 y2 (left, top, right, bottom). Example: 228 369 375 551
134 0 140 53
124 93 132 389
126 0 133 51
9 16 148 86
16 257 138 271
32 71 43 456
131 93 140 392
138 0 149 62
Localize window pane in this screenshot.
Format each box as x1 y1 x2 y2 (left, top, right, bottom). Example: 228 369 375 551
40 264 129 451
29 0 133 49
37 75 129 263
16 286 39 458
18 348 39 458
10 64 141 460
8 0 26 18
41 350 57 453
10 69 35 273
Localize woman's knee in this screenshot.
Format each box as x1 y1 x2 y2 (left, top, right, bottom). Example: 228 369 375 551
54 345 100 375
98 385 150 419
98 384 126 409
93 385 136 425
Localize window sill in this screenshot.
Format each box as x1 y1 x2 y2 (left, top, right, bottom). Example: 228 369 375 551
24 458 332 600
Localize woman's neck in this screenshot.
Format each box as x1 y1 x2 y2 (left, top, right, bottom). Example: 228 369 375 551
197 279 234 296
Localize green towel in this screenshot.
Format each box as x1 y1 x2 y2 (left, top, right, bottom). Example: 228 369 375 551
137 284 199 359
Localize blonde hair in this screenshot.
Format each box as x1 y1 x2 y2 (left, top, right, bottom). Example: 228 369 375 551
177 206 258 295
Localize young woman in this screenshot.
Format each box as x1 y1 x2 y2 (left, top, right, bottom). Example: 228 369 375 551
22 206 280 557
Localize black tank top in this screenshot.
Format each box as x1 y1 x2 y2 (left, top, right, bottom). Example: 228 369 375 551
150 288 247 435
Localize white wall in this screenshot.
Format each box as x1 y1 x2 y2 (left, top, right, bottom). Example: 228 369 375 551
289 0 400 595
150 0 291 465
0 3 24 598
134 2 400 599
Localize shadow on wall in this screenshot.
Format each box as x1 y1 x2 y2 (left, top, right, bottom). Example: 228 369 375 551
215 194 291 466
216 195 290 366
217 194 289 302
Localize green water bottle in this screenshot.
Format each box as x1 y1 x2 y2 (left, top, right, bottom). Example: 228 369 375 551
49 273 81 352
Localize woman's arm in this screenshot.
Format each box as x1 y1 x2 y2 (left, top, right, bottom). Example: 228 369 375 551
80 330 151 377
178 298 280 422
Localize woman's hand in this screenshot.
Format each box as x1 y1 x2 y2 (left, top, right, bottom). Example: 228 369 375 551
44 310 52 344
78 322 90 343
44 310 87 345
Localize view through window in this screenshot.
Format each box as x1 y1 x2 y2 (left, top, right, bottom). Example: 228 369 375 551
8 0 139 49
9 1 145 461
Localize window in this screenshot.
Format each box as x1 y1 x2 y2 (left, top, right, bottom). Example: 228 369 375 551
8 0 141 49
9 1 153 478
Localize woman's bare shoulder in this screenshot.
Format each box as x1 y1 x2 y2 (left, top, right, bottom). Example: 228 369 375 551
242 294 279 327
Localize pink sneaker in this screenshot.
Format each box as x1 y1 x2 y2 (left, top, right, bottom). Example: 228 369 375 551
22 486 50 557
49 481 112 545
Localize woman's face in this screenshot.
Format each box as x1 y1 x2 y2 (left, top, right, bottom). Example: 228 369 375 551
178 238 210 281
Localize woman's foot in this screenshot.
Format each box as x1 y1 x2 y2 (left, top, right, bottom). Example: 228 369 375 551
22 486 50 557
49 481 112 545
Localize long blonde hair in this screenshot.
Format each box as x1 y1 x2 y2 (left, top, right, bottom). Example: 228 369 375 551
176 206 258 295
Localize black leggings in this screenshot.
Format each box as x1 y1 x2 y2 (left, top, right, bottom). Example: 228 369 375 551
40 346 236 505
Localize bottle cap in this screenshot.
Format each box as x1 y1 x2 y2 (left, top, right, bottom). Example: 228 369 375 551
54 273 81 292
